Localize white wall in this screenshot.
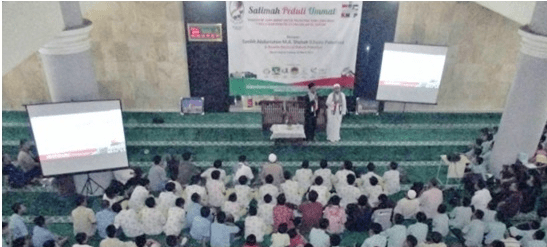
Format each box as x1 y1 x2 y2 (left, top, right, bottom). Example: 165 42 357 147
2 1 65 75
475 1 536 25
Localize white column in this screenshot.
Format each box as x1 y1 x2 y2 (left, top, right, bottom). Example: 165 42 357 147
489 2 547 176
38 18 100 102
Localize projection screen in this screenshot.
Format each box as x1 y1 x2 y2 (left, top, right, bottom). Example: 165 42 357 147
376 43 448 104
26 100 129 176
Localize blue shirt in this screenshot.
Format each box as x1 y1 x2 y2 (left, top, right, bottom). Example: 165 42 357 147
9 214 28 240
210 222 239 247
185 202 203 229
32 226 55 247
190 216 211 241
96 209 117 239
148 165 168 192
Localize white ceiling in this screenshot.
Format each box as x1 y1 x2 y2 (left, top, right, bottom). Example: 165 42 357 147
475 1 536 25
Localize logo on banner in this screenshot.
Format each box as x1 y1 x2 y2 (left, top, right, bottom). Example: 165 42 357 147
272 67 281 75
229 1 245 23
341 3 360 18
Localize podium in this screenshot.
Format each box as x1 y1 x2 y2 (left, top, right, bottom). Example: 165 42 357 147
259 99 327 131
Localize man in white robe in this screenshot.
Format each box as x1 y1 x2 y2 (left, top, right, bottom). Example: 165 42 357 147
326 84 346 142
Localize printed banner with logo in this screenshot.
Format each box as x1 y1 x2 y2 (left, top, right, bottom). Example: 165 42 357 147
226 1 362 96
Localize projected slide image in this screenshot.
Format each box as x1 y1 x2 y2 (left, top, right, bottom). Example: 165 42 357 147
31 110 126 162
376 43 448 104
379 51 446 89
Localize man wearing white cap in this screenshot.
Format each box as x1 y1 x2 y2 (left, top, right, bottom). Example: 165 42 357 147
260 153 285 187
393 190 420 219
326 84 346 142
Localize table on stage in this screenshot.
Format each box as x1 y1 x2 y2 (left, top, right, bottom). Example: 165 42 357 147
270 124 306 143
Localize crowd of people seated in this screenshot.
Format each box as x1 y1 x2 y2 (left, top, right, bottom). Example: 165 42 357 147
3 125 547 247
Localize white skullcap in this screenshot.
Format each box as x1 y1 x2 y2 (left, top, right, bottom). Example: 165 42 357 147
268 153 277 163
407 190 416 199
333 83 341 88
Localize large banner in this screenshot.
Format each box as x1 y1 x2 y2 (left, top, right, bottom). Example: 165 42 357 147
227 1 362 96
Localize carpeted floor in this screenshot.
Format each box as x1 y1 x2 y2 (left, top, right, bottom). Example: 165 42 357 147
2 111 505 246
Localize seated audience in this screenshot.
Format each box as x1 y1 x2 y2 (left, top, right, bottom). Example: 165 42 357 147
99 225 137 247
259 175 280 203
73 232 92 247
164 198 186 236
449 197 472 229
9 203 29 241
183 175 208 209
158 182 178 216
222 193 246 222
185 193 203 230
113 202 145 238
273 194 295 231
294 160 314 196
346 195 373 232
288 228 306 247
148 155 168 192
281 171 303 206
243 235 259 247
206 170 227 208
364 176 384 208
71 196 96 237
270 223 290 247
359 162 384 191
3 154 40 188
432 204 449 237
32 216 68 247
485 213 508 245
177 152 199 185
233 155 254 184
337 174 362 209
361 223 386 247
419 179 443 219
260 154 285 187
245 206 268 243
298 190 323 233
309 176 330 206
407 212 428 244
323 195 346 234
383 161 401 196
210 212 240 247
165 235 189 247
462 210 486 247
309 219 330 247
128 179 151 211
202 160 227 184
190 207 212 243
420 232 446 247
394 190 420 219
333 160 355 192
234 175 254 208
258 194 275 230
382 214 407 247
314 159 334 191
96 200 117 239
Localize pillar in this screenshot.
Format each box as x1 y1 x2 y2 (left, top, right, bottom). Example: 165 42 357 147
489 2 547 176
38 2 99 102
39 2 110 196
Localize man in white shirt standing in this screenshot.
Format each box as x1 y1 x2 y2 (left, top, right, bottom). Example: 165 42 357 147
326 83 346 143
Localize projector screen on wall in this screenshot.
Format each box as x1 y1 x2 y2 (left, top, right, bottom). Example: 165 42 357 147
376 43 448 104
26 100 129 176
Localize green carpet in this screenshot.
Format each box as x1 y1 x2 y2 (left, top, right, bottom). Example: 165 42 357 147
2 111 501 247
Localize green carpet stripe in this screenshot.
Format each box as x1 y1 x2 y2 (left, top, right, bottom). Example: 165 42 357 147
129 161 442 167
2 140 469 147
2 122 497 129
